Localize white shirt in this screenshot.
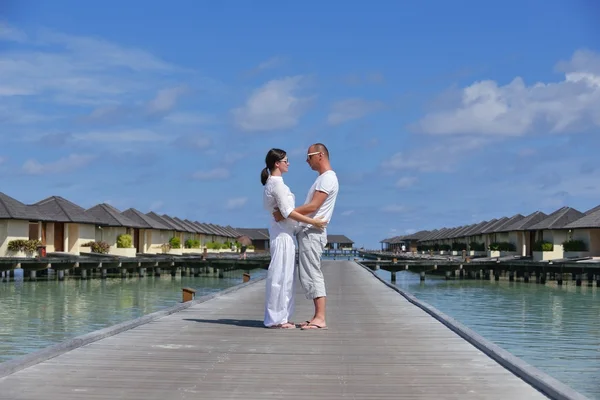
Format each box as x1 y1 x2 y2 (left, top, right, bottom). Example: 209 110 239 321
302 170 339 228
263 176 298 232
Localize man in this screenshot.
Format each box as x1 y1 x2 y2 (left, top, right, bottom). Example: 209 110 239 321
274 143 339 330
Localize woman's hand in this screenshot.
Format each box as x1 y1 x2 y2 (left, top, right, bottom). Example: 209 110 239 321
311 216 328 230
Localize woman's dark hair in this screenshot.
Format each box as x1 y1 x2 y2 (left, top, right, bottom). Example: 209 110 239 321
261 148 287 185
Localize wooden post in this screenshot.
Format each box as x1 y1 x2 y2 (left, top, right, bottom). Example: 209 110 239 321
29 270 37 281
523 272 529 283
557 273 563 285
81 269 87 280
101 268 107 279
420 271 425 282
576 274 582 286
243 273 250 283
58 270 65 281
391 271 396 282
494 270 500 281
445 271 451 280
182 287 196 302
509 271 514 282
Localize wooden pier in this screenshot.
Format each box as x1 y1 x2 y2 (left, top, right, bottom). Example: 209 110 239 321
0 260 584 399
0 253 271 282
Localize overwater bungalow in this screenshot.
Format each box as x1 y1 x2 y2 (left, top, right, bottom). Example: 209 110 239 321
234 228 270 252
563 205 600 258
0 192 47 258
32 195 99 255
326 235 354 251
527 207 585 261
145 212 184 255
85 204 145 257
121 208 172 254
494 211 547 256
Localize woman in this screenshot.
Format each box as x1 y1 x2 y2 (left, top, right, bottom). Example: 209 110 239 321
261 148 327 329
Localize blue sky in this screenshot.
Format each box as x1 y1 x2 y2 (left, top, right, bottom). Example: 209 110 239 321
1 0 599 248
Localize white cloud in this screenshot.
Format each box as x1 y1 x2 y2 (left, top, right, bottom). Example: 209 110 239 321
22 154 96 175
415 49 600 136
0 22 27 42
164 112 217 125
173 135 213 149
327 98 384 125
192 168 230 180
404 228 417 234
256 56 285 71
225 197 248 210
72 129 167 143
146 86 188 114
395 176 418 188
381 204 407 213
0 23 189 110
223 152 246 164
382 136 489 172
232 76 314 132
341 210 355 216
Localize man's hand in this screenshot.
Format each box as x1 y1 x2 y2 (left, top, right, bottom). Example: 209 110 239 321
273 208 284 222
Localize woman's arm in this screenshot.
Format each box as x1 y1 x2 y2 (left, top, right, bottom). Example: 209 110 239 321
272 181 327 229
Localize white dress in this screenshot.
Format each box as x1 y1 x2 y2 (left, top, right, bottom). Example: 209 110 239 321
263 175 298 327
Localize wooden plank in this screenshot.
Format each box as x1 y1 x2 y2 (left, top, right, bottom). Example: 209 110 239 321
0 261 550 399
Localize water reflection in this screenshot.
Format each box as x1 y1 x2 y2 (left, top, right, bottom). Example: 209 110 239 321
0 268 266 362
374 269 600 400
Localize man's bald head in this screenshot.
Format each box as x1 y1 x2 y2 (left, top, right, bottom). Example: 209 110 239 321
311 143 329 159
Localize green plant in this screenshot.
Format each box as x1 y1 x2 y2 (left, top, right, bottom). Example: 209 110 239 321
161 243 171 253
221 243 231 249
7 239 41 253
184 239 201 249
247 245 254 250
116 234 133 248
452 242 467 251
562 240 587 252
82 241 110 254
469 242 485 251
533 240 553 252
169 236 181 249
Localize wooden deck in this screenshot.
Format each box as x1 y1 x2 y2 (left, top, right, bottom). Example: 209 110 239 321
0 261 552 399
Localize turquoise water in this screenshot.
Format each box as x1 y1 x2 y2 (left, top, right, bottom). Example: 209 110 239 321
0 268 266 363
373 268 600 400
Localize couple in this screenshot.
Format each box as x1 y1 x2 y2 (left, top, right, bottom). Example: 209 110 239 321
261 143 338 330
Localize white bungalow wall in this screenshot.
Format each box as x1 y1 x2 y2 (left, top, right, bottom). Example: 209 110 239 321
0 220 29 257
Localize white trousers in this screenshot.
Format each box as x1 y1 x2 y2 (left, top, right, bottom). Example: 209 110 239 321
264 232 296 327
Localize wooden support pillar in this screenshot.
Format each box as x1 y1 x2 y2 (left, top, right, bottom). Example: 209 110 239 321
121 268 127 279
587 272 594 286
194 268 200 277
557 274 563 285
494 271 500 281
218 270 224 279
58 270 65 281
81 269 87 280
391 271 397 282
170 268 177 277
29 270 37 281
1 270 6 282
540 272 546 284
509 271 514 282
445 271 451 280
154 268 161 277
523 272 530 283
459 269 465 279
596 275 600 287
101 268 107 279
576 274 582 286
419 271 425 282
139 268 145 278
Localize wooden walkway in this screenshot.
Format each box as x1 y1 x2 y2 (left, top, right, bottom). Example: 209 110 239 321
0 261 551 399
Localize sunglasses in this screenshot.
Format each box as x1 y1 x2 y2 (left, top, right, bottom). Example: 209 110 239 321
306 151 321 161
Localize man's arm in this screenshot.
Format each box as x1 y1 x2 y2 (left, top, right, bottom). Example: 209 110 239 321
273 190 328 222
